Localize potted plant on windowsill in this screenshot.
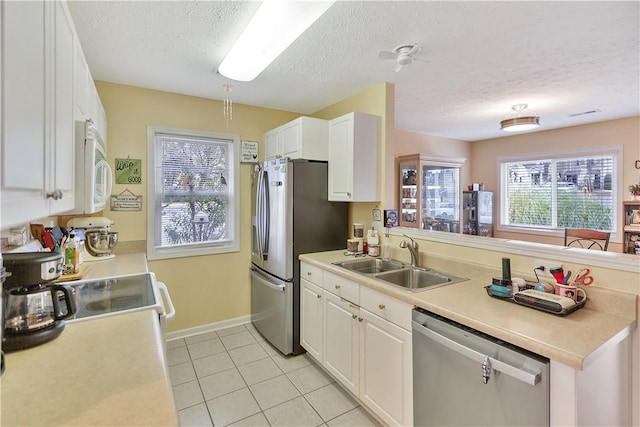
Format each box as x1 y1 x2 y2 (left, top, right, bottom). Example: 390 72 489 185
629 184 640 200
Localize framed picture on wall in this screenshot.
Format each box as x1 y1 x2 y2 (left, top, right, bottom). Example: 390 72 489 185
384 209 398 227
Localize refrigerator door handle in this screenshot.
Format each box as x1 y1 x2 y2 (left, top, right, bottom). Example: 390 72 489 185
255 169 264 260
260 169 270 260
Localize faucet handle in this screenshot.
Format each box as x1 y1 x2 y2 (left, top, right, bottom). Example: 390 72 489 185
402 234 418 248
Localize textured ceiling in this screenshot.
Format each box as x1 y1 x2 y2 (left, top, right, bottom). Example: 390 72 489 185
67 1 640 141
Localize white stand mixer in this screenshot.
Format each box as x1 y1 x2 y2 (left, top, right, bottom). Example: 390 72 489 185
66 217 118 261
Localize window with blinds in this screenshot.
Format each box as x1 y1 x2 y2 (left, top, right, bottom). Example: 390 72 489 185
147 126 240 260
499 150 618 233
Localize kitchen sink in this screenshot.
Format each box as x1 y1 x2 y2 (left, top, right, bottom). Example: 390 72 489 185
375 267 467 292
333 258 467 292
332 258 404 275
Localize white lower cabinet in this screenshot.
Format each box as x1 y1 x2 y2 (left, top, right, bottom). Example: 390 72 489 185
299 262 413 426
360 308 413 426
300 278 324 361
323 290 361 397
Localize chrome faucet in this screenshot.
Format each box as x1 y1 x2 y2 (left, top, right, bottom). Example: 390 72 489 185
399 234 419 267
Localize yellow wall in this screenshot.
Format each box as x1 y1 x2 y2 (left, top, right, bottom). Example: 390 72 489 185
469 116 640 251
94 82 299 332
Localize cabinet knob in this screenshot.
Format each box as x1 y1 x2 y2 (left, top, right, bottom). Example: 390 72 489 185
347 192 352 197
378 304 386 310
316 294 321 299
358 317 363 322
352 314 357 320
334 284 341 290
307 271 312 276
46 190 63 200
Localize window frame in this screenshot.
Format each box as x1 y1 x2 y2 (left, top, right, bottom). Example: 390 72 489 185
146 126 240 260
497 146 623 241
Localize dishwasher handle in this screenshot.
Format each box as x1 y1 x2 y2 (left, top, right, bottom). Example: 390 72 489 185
412 320 542 386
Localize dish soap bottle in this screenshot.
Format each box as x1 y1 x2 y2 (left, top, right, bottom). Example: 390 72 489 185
64 233 80 274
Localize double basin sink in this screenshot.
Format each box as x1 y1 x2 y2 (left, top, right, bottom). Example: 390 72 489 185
332 258 467 292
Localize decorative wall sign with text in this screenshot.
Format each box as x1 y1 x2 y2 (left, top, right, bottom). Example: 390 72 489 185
111 189 142 211
115 158 142 184
241 140 259 163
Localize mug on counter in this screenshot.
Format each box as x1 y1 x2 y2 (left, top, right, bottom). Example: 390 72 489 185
554 283 587 302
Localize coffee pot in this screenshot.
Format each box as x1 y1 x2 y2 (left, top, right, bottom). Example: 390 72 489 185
2 252 77 352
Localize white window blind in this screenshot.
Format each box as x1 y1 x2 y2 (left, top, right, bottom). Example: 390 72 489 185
147 127 239 260
500 150 617 233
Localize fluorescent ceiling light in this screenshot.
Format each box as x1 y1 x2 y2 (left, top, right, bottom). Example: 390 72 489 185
218 0 335 82
500 104 541 132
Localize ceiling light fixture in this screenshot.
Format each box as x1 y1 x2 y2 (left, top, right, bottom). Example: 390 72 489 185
218 0 335 82
500 104 540 132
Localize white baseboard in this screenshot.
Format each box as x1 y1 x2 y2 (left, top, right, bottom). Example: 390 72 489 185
166 315 252 342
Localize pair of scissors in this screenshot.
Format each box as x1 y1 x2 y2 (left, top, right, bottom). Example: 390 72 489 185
572 268 594 286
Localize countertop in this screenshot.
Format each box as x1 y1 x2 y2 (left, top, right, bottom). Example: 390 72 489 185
300 250 637 370
81 252 149 281
1 308 178 426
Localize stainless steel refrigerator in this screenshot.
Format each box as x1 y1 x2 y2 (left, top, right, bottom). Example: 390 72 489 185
250 158 348 355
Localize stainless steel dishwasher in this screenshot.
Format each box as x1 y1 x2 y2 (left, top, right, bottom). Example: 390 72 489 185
412 308 549 426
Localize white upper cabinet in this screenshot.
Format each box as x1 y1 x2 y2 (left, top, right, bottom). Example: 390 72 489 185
263 116 328 161
1 0 76 226
328 112 380 202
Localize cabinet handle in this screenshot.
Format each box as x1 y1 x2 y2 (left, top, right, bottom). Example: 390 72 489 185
358 317 363 322
46 190 63 200
378 304 386 310
334 284 341 290
316 294 321 299
307 271 312 276
352 314 357 320
347 192 352 197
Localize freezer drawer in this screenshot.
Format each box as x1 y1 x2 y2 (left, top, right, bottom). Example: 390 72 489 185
412 309 549 426
250 266 293 355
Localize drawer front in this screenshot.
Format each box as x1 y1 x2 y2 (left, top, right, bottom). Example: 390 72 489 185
360 285 412 331
323 271 359 304
300 262 323 286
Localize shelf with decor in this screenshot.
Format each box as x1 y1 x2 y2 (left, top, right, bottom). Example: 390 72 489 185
622 201 640 255
397 154 465 231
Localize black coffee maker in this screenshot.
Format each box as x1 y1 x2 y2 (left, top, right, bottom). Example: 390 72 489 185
2 252 77 352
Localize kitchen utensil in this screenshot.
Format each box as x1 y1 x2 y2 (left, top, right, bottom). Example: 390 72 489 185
562 270 572 285
571 268 594 286
84 231 118 257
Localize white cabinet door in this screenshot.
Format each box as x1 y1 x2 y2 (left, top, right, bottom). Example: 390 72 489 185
73 41 89 120
328 112 380 202
1 0 49 226
300 278 324 361
323 290 360 396
327 114 354 201
264 128 280 160
280 119 301 159
360 309 413 426
50 0 75 214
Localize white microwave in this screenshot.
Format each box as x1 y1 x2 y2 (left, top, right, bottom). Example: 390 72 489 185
68 120 113 214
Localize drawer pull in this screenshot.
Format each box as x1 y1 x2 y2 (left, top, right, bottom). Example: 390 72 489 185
378 304 386 310
335 284 341 290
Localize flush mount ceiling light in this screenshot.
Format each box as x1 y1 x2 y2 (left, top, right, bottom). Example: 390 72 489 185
500 104 541 132
218 0 335 82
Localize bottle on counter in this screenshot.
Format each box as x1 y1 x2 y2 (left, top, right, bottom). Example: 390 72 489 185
64 232 80 274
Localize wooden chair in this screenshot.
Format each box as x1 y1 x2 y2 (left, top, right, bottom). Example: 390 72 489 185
564 228 610 251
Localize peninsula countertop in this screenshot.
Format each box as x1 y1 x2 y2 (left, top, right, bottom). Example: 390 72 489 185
1 308 178 427
299 250 637 370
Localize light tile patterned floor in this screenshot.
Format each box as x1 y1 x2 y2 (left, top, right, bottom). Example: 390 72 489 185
167 323 382 427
